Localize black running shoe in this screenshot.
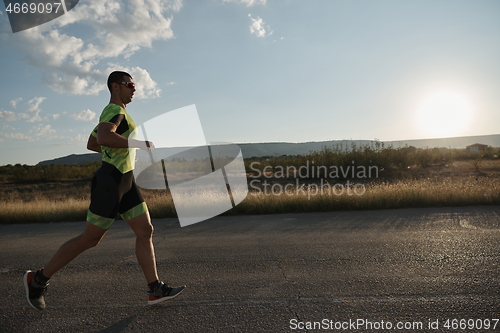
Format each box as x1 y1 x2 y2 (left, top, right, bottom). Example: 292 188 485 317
23 270 48 310
148 282 185 305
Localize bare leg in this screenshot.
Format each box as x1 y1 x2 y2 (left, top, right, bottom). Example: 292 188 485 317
126 212 158 284
42 222 108 278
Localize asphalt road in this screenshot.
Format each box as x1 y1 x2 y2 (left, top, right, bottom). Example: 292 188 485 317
1 206 499 333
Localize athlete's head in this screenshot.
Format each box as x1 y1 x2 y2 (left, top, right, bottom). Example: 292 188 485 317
107 71 133 92
107 71 135 105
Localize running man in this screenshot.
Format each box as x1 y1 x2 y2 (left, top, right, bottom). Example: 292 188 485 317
23 71 185 310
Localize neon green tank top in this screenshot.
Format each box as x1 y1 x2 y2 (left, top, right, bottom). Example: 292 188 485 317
91 103 137 174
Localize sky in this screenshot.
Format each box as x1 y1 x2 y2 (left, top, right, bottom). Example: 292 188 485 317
1 0 500 165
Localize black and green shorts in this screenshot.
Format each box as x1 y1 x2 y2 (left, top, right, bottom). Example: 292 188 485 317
86 162 148 229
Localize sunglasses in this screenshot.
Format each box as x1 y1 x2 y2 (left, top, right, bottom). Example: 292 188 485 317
116 81 135 88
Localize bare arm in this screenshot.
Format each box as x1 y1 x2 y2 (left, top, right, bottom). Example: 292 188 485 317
97 122 154 151
87 134 101 153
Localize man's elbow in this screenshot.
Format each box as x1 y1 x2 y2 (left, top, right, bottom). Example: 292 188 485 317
96 135 108 146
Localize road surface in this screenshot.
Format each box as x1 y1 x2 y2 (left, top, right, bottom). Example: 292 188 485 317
1 206 499 332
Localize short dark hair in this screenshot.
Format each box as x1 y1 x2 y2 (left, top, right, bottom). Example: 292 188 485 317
107 71 133 92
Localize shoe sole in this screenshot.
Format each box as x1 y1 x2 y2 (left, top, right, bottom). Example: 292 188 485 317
148 286 185 305
23 271 39 311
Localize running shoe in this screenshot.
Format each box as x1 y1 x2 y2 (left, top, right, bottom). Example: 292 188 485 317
23 270 48 310
148 282 185 305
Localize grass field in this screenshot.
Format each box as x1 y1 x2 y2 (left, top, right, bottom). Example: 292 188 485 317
1 157 499 224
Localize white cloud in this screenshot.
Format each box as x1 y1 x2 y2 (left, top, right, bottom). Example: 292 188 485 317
0 110 17 121
72 109 96 122
129 66 162 99
1 0 183 97
72 133 88 143
0 132 33 142
223 0 266 6
1 97 50 122
2 124 16 130
43 70 104 96
248 14 272 38
10 98 22 108
48 114 61 121
23 97 46 122
48 133 91 146
31 124 56 137
27 124 66 141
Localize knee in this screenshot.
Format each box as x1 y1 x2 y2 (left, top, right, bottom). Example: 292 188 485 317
136 223 154 240
134 223 154 241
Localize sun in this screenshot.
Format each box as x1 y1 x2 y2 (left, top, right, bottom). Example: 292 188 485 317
416 91 473 138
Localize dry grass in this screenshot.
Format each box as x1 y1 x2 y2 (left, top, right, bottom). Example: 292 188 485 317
1 160 499 224
232 178 500 215
0 198 88 224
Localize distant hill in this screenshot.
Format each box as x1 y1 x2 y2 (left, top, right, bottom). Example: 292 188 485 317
37 134 500 166
37 153 102 166
387 134 500 150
